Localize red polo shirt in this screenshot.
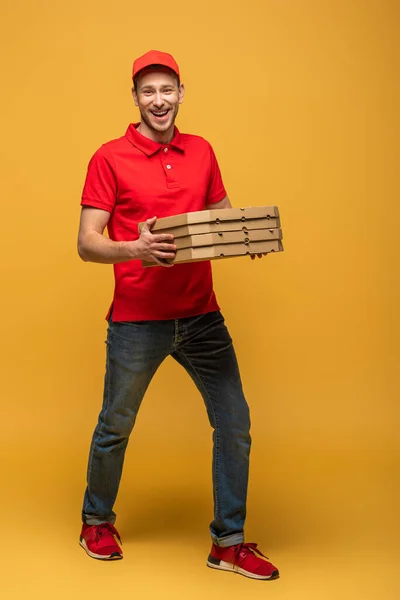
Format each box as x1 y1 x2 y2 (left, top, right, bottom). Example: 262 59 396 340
81 123 226 321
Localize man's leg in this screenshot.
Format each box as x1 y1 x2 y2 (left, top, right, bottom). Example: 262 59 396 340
82 318 173 525
171 311 251 547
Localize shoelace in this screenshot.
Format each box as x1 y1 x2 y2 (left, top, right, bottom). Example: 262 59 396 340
233 542 269 561
95 523 121 543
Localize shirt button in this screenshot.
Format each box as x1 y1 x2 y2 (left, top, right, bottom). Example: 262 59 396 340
166 164 172 169
164 147 168 153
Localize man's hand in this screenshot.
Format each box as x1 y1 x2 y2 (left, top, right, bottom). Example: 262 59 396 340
250 253 268 260
136 217 176 267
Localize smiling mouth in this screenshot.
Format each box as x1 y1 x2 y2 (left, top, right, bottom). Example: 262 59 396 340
151 109 169 118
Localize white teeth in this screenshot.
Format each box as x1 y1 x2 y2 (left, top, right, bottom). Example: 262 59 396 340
152 110 168 116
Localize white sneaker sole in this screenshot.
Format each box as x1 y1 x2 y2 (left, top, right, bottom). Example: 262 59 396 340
79 538 123 560
207 559 279 580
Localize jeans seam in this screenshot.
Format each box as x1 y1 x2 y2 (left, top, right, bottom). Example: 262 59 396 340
83 330 112 516
177 348 221 518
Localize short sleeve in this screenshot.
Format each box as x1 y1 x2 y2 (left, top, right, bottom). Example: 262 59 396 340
81 145 117 213
206 144 227 205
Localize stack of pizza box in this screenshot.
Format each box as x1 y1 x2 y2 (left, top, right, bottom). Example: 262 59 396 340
139 206 283 267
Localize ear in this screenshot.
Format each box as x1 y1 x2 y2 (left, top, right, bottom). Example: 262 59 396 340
132 87 139 107
178 83 185 105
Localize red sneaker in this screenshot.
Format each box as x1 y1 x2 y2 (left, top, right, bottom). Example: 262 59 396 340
79 523 123 560
207 542 279 580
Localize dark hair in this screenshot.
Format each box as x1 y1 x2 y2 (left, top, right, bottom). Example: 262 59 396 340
133 64 180 93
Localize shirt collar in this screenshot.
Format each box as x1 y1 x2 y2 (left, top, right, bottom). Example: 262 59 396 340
125 122 185 156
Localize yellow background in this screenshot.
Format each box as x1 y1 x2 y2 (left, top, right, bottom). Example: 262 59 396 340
1 0 398 598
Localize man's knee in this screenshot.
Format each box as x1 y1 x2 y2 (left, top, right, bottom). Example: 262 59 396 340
95 412 135 447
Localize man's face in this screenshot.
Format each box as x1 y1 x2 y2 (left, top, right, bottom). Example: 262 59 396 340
133 68 184 135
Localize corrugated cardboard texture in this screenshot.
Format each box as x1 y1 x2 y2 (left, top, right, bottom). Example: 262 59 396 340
174 228 283 250
143 217 281 239
142 239 283 267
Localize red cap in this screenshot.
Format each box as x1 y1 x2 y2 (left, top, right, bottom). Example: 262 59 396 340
132 50 180 80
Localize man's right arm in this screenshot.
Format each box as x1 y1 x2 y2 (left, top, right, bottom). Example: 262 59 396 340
77 207 176 266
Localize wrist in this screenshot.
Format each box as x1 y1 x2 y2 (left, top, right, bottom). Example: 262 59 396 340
120 240 139 260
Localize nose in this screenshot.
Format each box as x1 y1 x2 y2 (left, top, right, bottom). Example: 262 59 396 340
153 92 164 108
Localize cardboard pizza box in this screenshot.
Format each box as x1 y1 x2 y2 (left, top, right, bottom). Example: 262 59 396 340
174 227 283 250
142 239 283 267
146 217 281 239
138 206 280 235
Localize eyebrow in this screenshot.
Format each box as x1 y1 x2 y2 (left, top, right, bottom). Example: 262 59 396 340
140 84 176 92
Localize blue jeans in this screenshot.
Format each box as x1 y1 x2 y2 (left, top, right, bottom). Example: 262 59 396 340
82 310 251 547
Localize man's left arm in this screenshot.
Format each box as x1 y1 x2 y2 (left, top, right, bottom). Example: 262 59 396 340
205 145 265 259
205 195 232 210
